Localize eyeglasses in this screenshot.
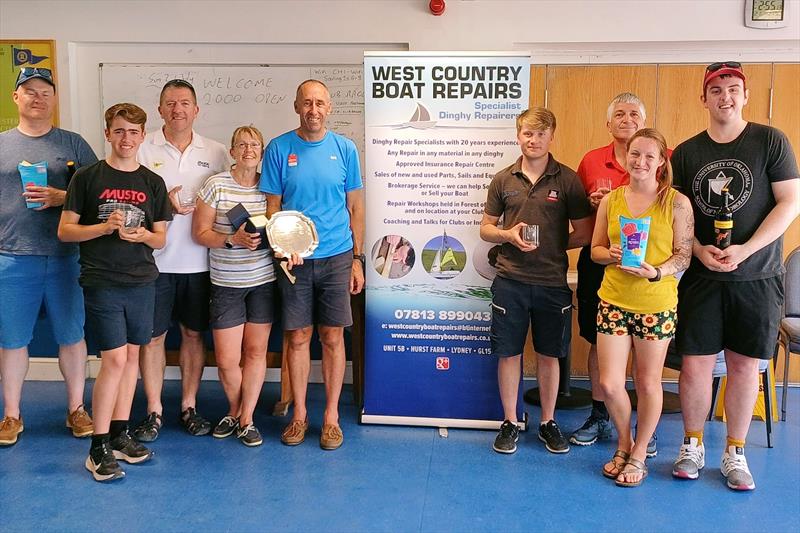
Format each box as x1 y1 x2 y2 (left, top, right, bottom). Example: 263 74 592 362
706 61 742 72
234 142 262 150
15 67 54 87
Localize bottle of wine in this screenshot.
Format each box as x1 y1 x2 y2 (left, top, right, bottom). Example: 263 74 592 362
714 187 733 249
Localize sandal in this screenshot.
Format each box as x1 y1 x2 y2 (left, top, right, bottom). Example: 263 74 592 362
616 457 648 487
180 407 211 436
133 412 163 443
603 449 630 479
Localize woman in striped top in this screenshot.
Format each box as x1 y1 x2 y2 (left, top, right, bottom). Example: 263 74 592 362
193 125 275 447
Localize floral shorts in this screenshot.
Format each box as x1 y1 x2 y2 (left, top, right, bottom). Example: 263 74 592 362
596 300 676 340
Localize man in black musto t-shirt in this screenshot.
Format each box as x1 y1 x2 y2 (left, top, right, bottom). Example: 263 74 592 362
58 103 172 482
670 63 799 491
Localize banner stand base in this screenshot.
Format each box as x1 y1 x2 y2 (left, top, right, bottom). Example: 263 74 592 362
360 411 528 432
524 386 593 410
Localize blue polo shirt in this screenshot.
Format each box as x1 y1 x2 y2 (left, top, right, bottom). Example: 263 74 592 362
260 130 362 259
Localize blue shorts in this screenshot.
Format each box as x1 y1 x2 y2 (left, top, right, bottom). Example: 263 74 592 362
210 282 276 330
152 272 211 337
83 284 156 351
490 276 573 359
0 253 85 349
276 250 353 330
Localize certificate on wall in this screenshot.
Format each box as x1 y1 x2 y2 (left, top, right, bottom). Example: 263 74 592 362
0 40 58 132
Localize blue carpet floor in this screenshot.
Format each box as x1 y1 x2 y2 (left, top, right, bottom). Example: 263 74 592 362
1 380 799 533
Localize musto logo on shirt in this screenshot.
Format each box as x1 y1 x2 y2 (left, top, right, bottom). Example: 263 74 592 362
691 159 753 217
99 188 147 205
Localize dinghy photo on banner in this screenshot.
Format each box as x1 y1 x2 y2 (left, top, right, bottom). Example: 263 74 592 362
362 52 530 429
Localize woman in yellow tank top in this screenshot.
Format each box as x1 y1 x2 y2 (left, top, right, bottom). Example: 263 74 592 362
591 128 694 487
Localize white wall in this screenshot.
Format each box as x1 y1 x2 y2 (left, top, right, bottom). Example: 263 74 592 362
2 0 799 146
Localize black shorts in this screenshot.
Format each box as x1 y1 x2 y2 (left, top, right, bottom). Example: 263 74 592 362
676 271 783 360
276 250 353 330
490 276 573 359
152 272 211 337
576 246 605 344
210 282 276 330
84 284 155 351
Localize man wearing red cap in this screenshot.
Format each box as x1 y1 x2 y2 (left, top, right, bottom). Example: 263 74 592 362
671 62 799 491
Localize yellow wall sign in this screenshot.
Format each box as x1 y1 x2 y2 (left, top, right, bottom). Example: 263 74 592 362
0 40 58 132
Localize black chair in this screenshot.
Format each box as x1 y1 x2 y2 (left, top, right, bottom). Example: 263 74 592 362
779 246 800 422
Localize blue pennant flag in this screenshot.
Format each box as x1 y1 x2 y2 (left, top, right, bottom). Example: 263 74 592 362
13 47 49 66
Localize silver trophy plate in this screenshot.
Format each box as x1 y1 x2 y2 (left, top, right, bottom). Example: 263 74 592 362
265 210 319 258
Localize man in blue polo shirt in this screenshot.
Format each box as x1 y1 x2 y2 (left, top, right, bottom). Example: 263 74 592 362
261 79 365 451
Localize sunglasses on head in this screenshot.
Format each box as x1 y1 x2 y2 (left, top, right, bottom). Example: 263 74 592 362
16 67 54 84
706 61 742 72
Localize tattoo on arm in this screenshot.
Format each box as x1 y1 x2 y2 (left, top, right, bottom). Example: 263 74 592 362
659 198 694 275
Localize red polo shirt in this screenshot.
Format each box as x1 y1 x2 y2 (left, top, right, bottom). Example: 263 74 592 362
577 141 673 194
576 142 629 194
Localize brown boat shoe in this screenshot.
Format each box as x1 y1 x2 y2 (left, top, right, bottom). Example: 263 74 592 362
0 416 24 446
281 419 309 446
66 405 94 438
320 424 343 450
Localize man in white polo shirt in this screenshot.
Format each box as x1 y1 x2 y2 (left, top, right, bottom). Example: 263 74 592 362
134 79 230 441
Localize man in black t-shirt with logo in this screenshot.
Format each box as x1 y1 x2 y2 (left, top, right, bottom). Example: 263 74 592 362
58 103 172 482
671 63 799 491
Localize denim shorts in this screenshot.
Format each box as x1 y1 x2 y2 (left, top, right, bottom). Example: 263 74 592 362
0 253 85 349
276 250 353 330
210 282 276 330
490 275 573 358
83 284 156 351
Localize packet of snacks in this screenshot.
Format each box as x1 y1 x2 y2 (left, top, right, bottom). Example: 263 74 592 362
619 215 651 268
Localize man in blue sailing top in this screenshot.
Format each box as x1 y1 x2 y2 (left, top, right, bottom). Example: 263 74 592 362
261 79 365 451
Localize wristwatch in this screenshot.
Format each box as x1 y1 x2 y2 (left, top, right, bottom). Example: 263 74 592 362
353 253 366 263
648 267 662 283
224 236 234 249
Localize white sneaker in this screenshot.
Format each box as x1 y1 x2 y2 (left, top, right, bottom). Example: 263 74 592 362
672 436 705 479
721 445 755 491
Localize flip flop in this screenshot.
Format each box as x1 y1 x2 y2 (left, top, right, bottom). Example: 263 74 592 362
603 449 630 479
616 457 648 487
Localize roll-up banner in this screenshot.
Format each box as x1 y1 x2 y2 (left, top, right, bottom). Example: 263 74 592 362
361 52 530 429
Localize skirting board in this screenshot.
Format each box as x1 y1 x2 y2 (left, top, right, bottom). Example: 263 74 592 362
21 357 352 384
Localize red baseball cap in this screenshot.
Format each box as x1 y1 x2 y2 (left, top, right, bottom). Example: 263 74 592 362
703 62 746 92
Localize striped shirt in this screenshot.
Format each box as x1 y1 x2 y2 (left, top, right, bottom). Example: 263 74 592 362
198 172 275 288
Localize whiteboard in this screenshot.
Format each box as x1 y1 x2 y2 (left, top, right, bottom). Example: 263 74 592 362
100 63 364 164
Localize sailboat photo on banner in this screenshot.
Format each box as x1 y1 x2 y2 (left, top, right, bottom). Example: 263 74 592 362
423 229 465 279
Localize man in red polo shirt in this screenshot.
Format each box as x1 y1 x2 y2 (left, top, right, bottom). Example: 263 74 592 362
570 93 657 457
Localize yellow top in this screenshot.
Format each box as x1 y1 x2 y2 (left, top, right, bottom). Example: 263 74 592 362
597 186 678 314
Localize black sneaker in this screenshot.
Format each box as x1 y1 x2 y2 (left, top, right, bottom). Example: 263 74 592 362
213 415 239 439
180 407 211 436
85 441 125 482
538 420 570 454
133 412 163 443
493 420 519 454
237 423 263 447
110 428 153 464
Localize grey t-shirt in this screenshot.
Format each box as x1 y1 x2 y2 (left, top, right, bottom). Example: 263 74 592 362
0 127 98 256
